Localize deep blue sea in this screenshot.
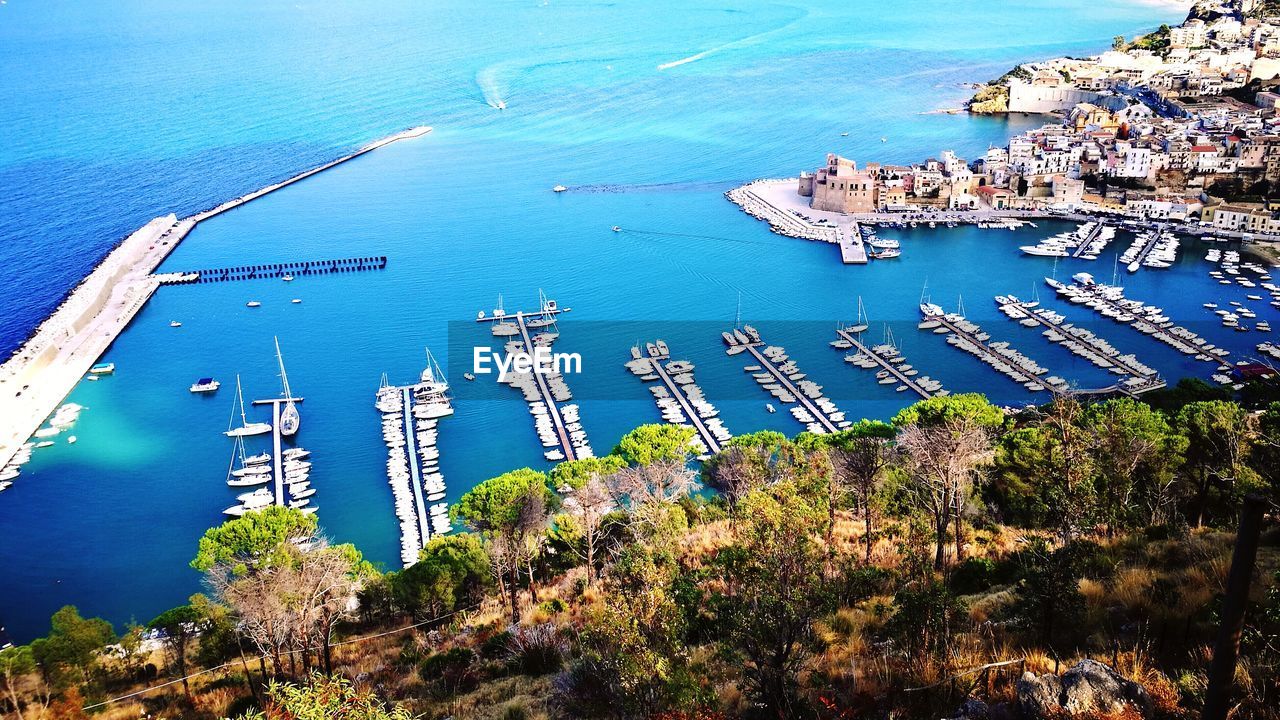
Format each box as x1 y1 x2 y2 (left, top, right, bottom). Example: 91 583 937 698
0 0 1222 642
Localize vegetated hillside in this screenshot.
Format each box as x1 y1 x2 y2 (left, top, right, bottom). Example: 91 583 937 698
2 391 1279 720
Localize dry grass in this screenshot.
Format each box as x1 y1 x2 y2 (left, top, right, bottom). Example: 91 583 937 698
966 586 1018 624
1110 567 1157 614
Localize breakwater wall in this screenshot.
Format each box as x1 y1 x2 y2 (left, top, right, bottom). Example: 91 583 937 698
0 127 433 469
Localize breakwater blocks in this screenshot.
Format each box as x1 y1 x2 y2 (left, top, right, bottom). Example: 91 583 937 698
164 256 388 284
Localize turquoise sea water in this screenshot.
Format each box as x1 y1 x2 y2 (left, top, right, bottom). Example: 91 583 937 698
0 0 1222 641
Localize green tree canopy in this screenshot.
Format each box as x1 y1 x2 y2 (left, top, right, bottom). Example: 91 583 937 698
549 455 626 491
147 604 203 697
452 468 551 533
190 505 317 575
28 606 116 689
612 424 697 466
892 393 1004 429
391 534 492 619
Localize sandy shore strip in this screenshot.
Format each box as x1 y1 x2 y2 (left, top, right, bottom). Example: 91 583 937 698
0 126 432 470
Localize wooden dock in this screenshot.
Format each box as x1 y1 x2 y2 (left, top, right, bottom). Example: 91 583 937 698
839 223 868 264
632 344 727 455
834 328 939 399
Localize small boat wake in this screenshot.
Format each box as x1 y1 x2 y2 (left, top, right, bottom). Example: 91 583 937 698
475 65 509 109
656 6 808 71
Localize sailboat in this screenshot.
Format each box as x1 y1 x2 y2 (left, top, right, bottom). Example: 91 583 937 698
226 435 271 487
275 337 300 437
847 296 870 333
224 376 272 437
416 348 454 420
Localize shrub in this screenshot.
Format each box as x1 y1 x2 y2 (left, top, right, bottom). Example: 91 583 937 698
538 598 567 614
480 630 514 659
949 557 999 595
507 623 566 675
502 700 530 720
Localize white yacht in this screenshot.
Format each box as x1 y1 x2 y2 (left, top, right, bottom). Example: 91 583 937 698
189 377 220 393
275 337 300 437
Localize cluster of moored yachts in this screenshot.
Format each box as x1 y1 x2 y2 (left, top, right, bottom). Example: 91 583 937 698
832 325 946 396
490 325 592 462
859 226 901 259
1019 221 1117 259
997 296 1158 380
224 446 314 517
723 326 852 433
1118 230 1178 271
625 341 732 455
1205 248 1277 336
1045 275 1255 390
0 403 82 493
376 353 454 567
220 339 309 517
920 303 1070 393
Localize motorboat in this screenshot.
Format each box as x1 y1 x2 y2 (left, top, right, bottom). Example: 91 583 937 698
170 321 182 327
189 377 220 393
246 301 261 308
89 363 115 374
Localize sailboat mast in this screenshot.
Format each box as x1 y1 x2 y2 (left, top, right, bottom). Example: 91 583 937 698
236 375 248 425
275 337 293 400
224 435 241 482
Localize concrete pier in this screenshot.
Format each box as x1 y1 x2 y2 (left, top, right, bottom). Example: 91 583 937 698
401 388 431 546
476 300 588 461
1070 222 1108 259
838 224 868 264
515 312 577 461
251 397 305 509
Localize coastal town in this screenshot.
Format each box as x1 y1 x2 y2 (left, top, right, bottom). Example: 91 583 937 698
734 0 1280 242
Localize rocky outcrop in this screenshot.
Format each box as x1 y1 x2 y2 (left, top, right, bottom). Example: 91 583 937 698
1015 660 1151 718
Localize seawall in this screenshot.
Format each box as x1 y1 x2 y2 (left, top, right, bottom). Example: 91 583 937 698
0 126 433 469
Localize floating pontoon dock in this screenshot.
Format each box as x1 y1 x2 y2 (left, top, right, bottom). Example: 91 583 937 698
832 327 943 399
626 341 730 455
724 326 848 434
